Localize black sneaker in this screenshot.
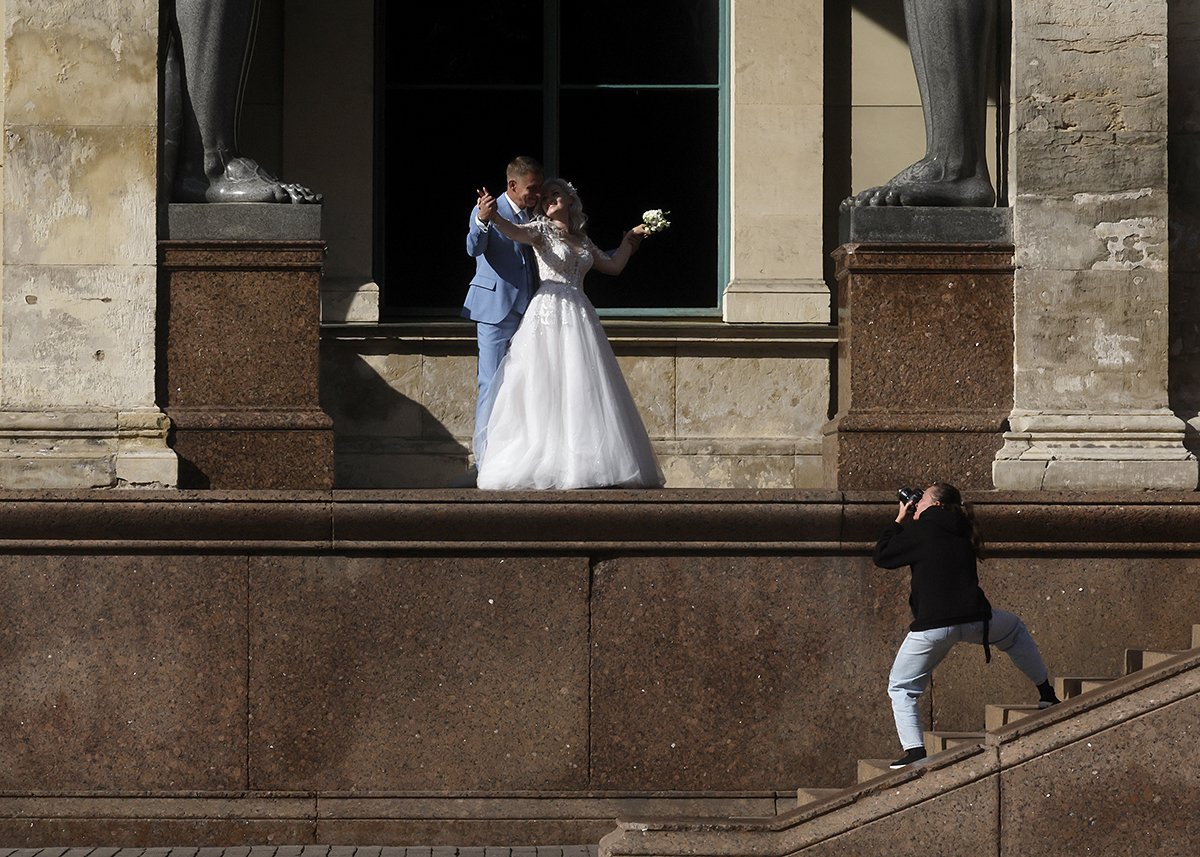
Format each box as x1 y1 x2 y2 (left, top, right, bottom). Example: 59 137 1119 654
889 747 927 769
1036 680 1060 709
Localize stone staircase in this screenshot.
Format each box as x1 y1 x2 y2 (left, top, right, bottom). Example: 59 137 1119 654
601 623 1200 856
834 623 1198 796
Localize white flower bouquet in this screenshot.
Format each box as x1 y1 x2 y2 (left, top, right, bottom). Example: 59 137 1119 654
642 209 671 234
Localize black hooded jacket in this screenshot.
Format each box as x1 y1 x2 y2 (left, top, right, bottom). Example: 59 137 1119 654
873 505 992 632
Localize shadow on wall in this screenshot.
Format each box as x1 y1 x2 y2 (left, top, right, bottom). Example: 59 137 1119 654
1169 0 1200 455
823 1 910 285
320 342 471 488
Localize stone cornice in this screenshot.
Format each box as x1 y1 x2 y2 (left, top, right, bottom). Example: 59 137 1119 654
0 491 1197 554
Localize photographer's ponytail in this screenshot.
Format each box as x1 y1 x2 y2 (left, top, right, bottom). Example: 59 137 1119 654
929 482 987 559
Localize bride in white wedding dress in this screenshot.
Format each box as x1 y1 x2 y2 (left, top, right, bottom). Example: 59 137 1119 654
473 178 664 490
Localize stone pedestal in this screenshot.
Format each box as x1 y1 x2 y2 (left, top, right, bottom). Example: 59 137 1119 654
160 205 332 489
824 212 1014 490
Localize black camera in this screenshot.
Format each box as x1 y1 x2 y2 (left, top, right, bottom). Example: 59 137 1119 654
897 486 923 507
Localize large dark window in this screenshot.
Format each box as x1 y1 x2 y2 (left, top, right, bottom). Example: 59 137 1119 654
378 1 725 316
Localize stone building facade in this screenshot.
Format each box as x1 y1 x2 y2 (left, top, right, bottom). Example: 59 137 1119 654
1 3 1199 850
4 0 1193 492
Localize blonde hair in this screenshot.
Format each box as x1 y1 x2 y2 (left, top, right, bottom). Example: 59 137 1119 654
538 177 588 236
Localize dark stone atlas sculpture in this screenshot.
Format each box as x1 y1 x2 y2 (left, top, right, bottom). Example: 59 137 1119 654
163 0 320 204
844 0 997 209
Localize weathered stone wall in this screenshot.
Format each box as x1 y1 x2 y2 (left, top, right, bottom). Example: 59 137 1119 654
995 0 1197 489
0 0 174 487
323 329 833 488
1169 0 1200 455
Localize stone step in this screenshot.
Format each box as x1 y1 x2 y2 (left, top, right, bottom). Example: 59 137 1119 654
857 758 902 782
796 786 844 805
1054 676 1115 699
922 730 985 753
0 850 597 857
984 703 1042 732
1124 648 1186 674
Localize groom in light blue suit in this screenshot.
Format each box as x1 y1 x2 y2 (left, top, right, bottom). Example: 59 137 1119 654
463 156 544 467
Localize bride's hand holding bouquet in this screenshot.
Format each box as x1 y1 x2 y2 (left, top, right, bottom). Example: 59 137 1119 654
623 208 670 252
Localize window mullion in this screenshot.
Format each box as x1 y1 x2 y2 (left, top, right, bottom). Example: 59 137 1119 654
543 0 560 173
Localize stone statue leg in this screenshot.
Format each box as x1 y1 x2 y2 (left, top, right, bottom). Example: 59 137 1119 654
169 0 320 204
844 0 996 208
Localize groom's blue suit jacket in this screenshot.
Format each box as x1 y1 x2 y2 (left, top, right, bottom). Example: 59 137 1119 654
462 193 535 324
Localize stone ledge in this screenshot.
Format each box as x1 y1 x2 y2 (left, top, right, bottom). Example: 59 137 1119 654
721 279 831 324
333 438 824 457
0 491 1196 554
838 207 1013 245
321 320 838 349
0 794 782 821
0 846 600 856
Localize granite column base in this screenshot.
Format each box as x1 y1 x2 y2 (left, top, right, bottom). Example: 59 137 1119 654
824 241 1015 491
159 237 333 489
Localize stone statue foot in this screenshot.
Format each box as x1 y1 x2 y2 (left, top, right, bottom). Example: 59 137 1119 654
840 157 935 211
173 156 322 204
841 173 994 210
841 153 996 209
279 182 322 204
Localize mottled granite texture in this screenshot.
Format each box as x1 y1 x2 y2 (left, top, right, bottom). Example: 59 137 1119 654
0 491 1198 846
248 555 591 791
931 556 1200 733
590 554 912 790
791 772 998 856
825 244 1014 490
158 241 333 489
601 656 1200 857
0 553 247 791
997 671 1200 856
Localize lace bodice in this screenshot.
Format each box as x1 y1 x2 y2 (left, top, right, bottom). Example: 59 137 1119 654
522 220 599 289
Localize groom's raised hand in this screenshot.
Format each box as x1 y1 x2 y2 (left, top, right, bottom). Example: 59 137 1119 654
476 186 497 222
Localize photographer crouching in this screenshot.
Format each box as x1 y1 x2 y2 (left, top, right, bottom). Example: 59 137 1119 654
874 483 1060 769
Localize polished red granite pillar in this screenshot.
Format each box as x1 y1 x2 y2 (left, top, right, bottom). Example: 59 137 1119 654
823 243 1015 490
158 240 333 489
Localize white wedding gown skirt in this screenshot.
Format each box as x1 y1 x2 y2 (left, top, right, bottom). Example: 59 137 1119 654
475 280 664 490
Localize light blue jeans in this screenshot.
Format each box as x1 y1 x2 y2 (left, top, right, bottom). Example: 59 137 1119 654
888 608 1049 750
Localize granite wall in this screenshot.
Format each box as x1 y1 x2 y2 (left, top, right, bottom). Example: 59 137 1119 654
1 491 1198 845
601 655 1200 857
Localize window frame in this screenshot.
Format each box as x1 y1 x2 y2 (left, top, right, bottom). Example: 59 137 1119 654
373 0 730 319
